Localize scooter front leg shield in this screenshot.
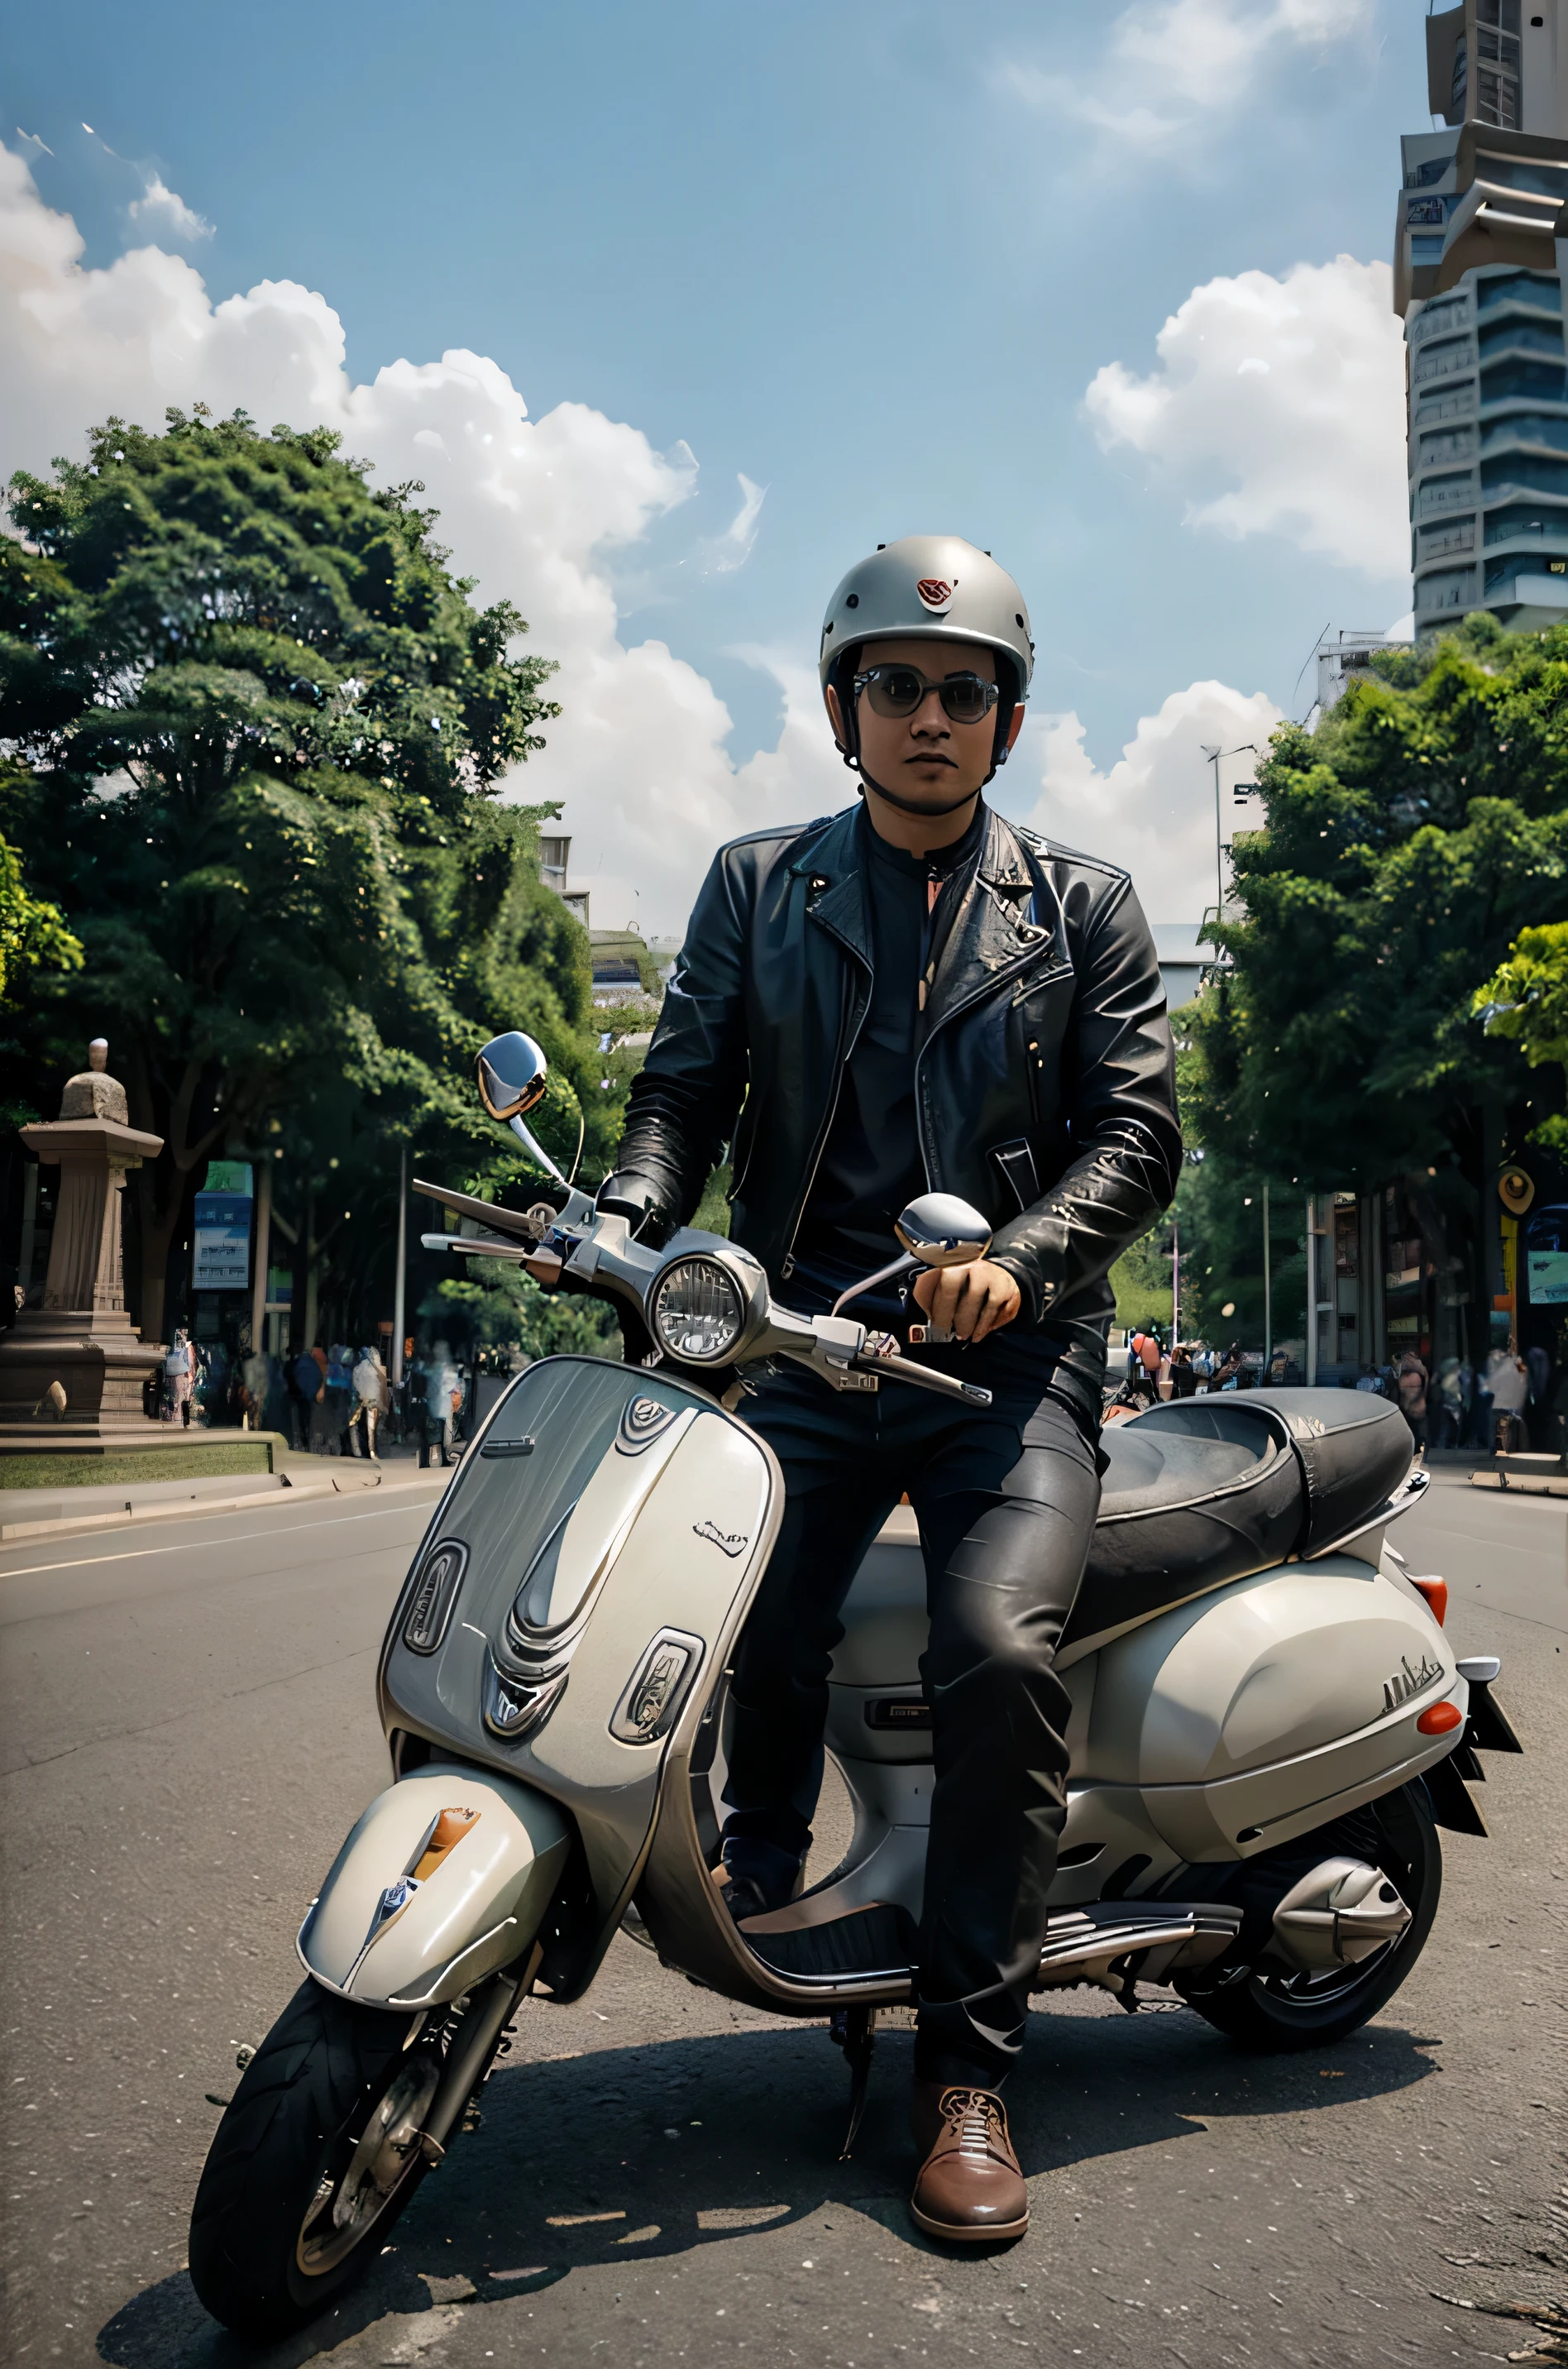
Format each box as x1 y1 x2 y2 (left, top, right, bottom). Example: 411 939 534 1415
297 1764 571 2010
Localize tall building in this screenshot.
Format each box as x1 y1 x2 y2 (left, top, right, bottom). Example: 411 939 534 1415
1396 2 1568 631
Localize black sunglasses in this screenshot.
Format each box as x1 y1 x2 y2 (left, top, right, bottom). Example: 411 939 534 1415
853 663 1000 726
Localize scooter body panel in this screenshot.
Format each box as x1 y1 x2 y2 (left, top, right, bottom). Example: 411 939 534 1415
377 1357 781 1941
364 1359 1467 2023
1084 1554 1458 1788
298 1764 572 2008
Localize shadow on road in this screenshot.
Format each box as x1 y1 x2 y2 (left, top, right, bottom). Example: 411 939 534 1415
96 2000 1441 2367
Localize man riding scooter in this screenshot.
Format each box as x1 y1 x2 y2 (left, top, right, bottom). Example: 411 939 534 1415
597 537 1181 2242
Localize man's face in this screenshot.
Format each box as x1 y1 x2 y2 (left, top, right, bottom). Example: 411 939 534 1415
826 634 1014 813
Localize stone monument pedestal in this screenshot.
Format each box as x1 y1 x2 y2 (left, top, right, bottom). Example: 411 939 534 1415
0 1041 172 1456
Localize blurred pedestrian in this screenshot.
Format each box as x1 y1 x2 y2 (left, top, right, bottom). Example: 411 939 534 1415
1396 1351 1428 1443
347 1344 389 1461
162 1325 194 1424
1430 1357 1464 1450
294 1343 327 1453
423 1338 462 1467
1484 1341 1528 1453
325 1342 354 1455
239 1335 269 1431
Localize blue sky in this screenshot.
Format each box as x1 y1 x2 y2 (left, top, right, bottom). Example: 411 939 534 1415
2 1 1429 929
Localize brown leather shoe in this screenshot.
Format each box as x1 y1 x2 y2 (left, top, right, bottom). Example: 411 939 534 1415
909 2084 1028 2243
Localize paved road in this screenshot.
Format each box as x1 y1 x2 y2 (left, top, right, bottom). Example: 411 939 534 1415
1 1471 1562 2369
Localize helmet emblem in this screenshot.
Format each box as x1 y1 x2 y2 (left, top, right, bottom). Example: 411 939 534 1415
915 577 953 610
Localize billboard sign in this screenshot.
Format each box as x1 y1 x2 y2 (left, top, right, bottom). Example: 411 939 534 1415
193 1161 253 1291
1527 1248 1568 1305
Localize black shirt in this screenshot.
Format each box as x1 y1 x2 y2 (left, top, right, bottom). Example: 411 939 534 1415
796 802 985 1276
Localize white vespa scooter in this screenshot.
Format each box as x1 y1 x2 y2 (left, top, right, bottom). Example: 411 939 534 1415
189 1033 1522 2337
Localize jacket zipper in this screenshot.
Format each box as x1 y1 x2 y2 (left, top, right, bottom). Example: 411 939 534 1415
782 940 871 1275
912 936 1067 1189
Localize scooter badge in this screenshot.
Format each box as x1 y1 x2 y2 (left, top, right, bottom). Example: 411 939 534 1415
617 1395 681 1456
692 1518 748 1556
610 1626 705 1744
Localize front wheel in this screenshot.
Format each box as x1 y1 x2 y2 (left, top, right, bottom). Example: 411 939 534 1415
1180 1781 1442 2052
189 1980 435 2338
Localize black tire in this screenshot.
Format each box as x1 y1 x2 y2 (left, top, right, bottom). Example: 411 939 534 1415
1181 1781 1442 2052
189 1979 428 2340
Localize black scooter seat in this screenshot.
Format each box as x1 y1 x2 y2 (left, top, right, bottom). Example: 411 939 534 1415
1061 1389 1413 1648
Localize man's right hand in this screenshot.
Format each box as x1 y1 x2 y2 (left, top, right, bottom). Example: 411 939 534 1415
595 1170 676 1248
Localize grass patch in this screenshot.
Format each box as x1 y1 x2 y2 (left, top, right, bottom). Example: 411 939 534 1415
0 1440 275 1490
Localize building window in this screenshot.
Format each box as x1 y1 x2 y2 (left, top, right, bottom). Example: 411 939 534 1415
1475 65 1520 127
1480 413 1568 457
1476 270 1563 316
1419 519 1477 560
1482 452 1568 501
1451 34 1468 116
1480 361 1567 402
1415 565 1477 611
1473 156 1568 200
1413 298 1470 344
1417 390 1477 428
1413 338 1475 385
1418 470 1479 514
1479 318 1564 361
1484 505 1568 545
1419 425 1475 465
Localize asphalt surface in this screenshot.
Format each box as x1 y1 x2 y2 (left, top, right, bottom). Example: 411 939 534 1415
0 1467 1562 2369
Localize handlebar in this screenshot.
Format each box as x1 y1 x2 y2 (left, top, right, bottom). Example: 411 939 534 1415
423 1202 992 1407
849 1347 992 1408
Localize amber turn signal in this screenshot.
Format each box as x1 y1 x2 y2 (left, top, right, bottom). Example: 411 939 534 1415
1416 1701 1463 1735
1409 1575 1448 1626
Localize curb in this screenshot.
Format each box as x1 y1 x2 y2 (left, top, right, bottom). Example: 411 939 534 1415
1469 1468 1568 1498
0 1467 449 1546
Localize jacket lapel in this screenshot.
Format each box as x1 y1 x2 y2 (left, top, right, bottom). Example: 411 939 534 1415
790 806 872 973
924 810 1054 1031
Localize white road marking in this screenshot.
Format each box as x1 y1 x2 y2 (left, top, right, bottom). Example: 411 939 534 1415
0 1500 430 1583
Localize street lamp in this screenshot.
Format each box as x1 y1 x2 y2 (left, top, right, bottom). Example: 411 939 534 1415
1199 743 1259 922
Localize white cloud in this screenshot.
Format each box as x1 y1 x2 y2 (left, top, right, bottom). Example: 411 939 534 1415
1023 680 1285 924
1084 255 1408 579
0 143 834 936
1007 0 1370 157
126 172 213 243
707 472 767 574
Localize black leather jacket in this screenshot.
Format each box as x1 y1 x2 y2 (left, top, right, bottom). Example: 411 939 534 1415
604 803 1182 1411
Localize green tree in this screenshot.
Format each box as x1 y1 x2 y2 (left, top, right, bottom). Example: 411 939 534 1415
1474 919 1568 1158
0 804 81 1012
0 407 609 1339
427 1265 620 1361
1189 615 1568 1189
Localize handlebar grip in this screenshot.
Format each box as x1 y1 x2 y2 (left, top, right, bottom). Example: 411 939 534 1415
854 1352 992 1409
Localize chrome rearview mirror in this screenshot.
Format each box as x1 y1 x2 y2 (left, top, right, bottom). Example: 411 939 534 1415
895 1193 992 1268
476 1030 569 1188
828 1191 992 1322
477 1031 549 1123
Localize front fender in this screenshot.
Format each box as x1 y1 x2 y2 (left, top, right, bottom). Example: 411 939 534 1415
298 1764 572 2009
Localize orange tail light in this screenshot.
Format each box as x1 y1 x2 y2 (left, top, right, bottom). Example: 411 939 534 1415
1410 1575 1448 1626
1417 1701 1462 1735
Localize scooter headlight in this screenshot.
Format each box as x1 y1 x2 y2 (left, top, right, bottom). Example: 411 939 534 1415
649 1255 746 1365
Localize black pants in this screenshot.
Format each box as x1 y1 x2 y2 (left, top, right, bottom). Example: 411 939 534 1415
724 1346 1101 2085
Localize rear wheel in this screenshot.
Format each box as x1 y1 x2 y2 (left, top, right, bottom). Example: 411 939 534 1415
1181 1781 1442 2052
189 1980 434 2339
